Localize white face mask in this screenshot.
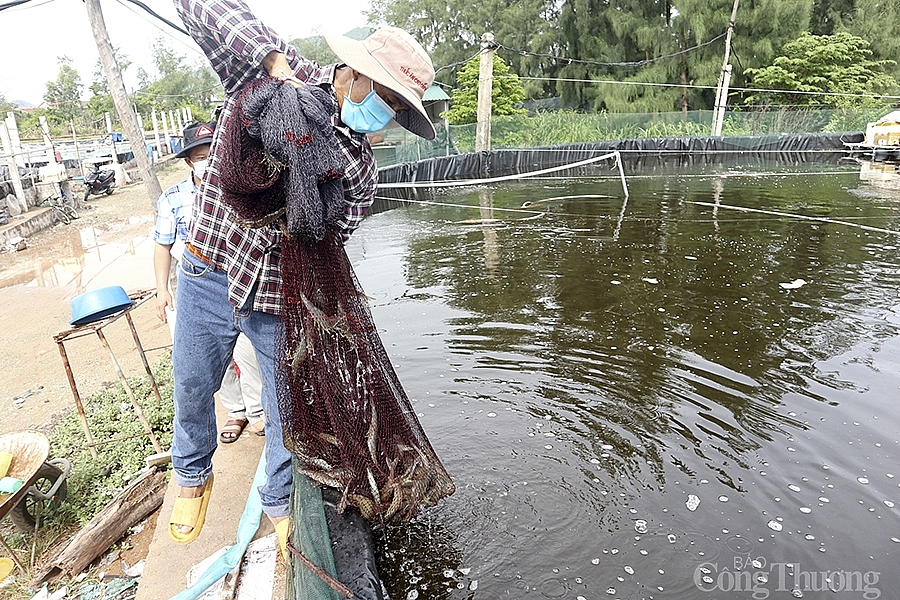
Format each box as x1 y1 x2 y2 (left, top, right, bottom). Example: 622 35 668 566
192 159 208 181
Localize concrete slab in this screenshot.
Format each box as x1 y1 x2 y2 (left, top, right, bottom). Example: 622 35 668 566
136 403 282 600
0 207 56 246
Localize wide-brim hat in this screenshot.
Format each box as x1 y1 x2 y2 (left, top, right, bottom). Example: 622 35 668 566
175 121 216 158
324 27 436 141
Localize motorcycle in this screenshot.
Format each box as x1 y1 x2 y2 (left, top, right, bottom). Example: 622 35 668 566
83 163 116 201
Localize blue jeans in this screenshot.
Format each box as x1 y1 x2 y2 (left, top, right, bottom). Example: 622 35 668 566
171 249 291 518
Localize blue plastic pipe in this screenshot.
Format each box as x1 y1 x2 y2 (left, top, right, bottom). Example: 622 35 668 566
170 454 266 600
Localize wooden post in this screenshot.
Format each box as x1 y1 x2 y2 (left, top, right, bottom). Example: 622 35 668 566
712 0 739 136
71 120 85 179
5 112 23 158
1 121 28 214
151 108 162 161
161 110 171 155
39 116 57 165
84 0 163 207
104 112 119 164
475 32 495 153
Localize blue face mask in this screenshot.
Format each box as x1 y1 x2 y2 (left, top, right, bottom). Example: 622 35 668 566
341 78 396 134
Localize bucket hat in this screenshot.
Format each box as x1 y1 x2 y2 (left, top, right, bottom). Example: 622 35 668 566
324 27 436 140
175 121 216 158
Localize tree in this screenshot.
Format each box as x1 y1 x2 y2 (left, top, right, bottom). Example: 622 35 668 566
44 56 84 125
87 48 132 124
809 0 854 34
0 92 16 113
443 54 526 125
744 32 897 108
845 0 900 81
367 0 560 97
557 0 812 113
135 38 219 122
287 35 339 65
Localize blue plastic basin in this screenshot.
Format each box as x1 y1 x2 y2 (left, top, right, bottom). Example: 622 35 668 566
70 286 134 326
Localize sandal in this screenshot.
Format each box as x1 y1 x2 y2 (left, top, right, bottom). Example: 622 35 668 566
220 418 248 443
168 474 214 545
274 517 291 562
247 420 265 437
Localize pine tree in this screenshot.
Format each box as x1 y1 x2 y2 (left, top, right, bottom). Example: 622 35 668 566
809 0 855 35
443 55 526 125
845 0 900 81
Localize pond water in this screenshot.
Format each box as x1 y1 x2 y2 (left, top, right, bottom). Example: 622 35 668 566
344 156 900 600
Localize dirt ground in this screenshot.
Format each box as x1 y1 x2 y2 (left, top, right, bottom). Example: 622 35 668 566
0 163 189 592
0 162 188 438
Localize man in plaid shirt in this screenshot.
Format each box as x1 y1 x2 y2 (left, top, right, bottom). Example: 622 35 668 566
168 0 437 552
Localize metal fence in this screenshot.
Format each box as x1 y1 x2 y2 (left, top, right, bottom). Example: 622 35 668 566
374 107 893 168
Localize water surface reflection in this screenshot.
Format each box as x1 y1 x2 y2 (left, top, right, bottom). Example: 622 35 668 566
350 157 900 598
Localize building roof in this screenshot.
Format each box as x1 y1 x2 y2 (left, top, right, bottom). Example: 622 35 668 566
423 85 450 101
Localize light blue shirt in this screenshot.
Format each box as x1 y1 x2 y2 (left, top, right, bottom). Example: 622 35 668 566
153 177 197 260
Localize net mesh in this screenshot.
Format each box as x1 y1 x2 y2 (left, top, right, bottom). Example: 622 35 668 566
219 77 455 526
278 229 455 524
287 466 343 600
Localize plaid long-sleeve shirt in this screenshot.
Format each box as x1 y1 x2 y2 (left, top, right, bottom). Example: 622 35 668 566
174 0 377 315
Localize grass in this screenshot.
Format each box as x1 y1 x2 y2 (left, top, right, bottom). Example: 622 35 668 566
0 355 174 597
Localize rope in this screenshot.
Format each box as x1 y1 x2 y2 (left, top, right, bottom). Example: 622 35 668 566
378 151 628 196
689 201 900 236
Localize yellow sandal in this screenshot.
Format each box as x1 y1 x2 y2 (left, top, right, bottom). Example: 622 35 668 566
274 518 291 561
168 474 214 544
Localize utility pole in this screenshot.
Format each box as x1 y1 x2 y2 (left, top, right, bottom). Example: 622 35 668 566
712 0 739 137
475 32 495 152
84 0 162 206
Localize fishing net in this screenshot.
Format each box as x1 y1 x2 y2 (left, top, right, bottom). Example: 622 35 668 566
220 78 455 525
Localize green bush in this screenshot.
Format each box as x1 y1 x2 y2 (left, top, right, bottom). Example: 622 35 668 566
47 356 174 527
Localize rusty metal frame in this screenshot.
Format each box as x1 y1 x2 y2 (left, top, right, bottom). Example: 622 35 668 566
53 289 164 459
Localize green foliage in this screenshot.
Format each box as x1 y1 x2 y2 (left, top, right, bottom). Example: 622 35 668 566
85 48 131 124
446 110 714 152
845 0 900 82
46 356 174 527
136 38 219 117
288 35 339 65
809 0 854 35
744 32 898 108
367 0 561 97
557 0 812 113
43 56 83 125
0 92 16 113
443 55 527 125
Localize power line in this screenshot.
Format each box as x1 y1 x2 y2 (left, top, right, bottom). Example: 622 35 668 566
112 0 205 58
434 50 483 78
132 84 222 98
0 0 38 11
506 75 900 100
118 0 188 36
494 32 728 69
1 0 54 11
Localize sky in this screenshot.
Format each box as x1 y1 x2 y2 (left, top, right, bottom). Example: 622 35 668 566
0 0 373 106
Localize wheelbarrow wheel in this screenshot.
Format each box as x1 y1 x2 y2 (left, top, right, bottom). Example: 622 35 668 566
9 463 67 531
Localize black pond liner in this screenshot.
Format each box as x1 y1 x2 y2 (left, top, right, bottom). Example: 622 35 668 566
377 132 864 188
